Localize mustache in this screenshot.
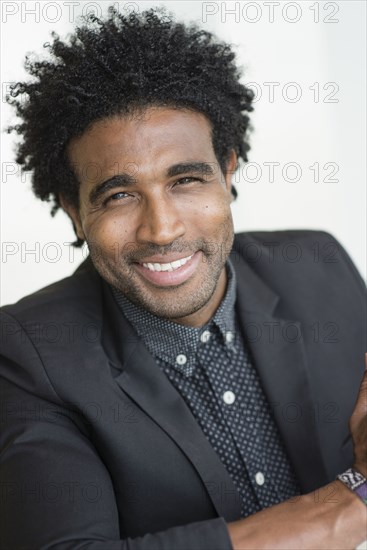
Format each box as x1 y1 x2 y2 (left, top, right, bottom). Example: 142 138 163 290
126 240 206 262
86 239 231 263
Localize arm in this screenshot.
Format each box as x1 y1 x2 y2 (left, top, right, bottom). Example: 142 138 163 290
0 371 232 550
228 364 367 550
228 480 366 550
1 309 366 550
3 374 364 550
0 312 232 550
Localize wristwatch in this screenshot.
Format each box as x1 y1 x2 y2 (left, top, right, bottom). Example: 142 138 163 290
337 468 367 505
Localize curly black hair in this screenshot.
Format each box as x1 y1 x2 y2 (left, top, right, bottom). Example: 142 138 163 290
7 7 254 246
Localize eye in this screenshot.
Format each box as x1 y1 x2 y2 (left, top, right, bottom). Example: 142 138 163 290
174 176 204 186
103 191 130 205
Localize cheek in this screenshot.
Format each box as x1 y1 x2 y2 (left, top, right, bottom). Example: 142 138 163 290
83 210 135 249
195 193 232 227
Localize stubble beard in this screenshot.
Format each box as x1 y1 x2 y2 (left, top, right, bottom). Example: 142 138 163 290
87 222 234 321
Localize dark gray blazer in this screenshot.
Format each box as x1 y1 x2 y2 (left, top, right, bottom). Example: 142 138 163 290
1 231 365 550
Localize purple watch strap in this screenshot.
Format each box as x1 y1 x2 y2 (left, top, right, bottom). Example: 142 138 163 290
338 468 367 505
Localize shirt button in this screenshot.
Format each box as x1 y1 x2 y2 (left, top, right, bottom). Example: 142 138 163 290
225 331 234 344
255 472 265 486
176 354 187 366
200 330 211 343
223 390 236 405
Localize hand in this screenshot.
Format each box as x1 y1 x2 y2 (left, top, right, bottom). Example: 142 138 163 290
349 354 367 478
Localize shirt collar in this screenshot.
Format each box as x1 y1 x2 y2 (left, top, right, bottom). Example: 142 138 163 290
112 259 237 376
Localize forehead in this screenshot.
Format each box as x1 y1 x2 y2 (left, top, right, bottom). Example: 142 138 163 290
68 107 216 178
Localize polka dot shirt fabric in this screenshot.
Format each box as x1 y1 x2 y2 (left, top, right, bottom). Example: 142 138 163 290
113 260 300 518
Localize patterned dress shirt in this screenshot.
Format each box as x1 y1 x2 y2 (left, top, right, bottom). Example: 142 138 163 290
112 260 300 517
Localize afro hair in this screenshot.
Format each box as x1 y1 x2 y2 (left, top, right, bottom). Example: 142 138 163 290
7 7 254 245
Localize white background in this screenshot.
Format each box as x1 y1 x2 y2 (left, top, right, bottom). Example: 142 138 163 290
1 0 366 305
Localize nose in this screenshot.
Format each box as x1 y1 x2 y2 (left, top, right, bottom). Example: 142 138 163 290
135 194 186 246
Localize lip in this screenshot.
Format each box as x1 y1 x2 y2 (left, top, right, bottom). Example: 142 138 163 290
133 251 201 287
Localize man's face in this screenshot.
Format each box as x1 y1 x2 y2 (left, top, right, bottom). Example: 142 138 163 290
65 107 236 327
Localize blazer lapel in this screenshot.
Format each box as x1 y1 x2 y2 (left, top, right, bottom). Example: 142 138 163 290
101 281 242 521
232 252 328 491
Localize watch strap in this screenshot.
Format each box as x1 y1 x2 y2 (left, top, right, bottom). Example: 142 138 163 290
337 468 367 505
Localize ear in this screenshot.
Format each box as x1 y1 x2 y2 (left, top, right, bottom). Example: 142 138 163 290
224 150 238 196
59 195 85 241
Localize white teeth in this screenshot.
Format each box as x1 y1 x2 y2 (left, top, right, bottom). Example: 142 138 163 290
170 259 182 269
142 254 193 272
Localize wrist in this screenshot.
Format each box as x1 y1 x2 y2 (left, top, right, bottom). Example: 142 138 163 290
298 481 366 550
333 480 367 546
228 482 366 550
354 462 367 479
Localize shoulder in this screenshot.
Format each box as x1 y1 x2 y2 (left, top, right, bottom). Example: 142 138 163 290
0 258 104 401
233 230 365 323
233 229 365 291
0 258 103 368
1 258 101 326
235 228 344 256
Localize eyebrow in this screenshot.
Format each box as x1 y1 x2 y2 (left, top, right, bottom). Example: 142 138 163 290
166 162 216 178
89 174 136 205
89 162 216 205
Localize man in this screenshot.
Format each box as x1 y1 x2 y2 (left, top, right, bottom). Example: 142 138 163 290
1 8 366 549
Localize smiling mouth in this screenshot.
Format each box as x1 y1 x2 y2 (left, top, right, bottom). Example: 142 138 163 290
141 254 194 272
133 251 201 287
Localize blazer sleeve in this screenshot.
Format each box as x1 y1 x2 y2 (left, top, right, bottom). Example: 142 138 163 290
0 311 233 550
